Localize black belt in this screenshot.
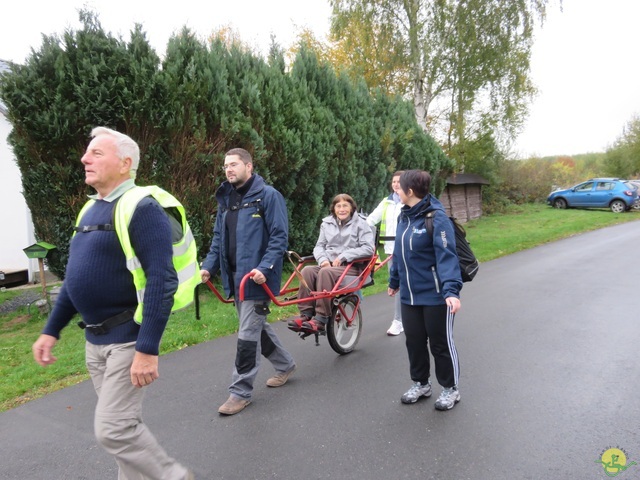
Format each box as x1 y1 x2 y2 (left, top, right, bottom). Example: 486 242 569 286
77 310 134 335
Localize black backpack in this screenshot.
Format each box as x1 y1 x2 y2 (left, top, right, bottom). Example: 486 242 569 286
425 212 479 282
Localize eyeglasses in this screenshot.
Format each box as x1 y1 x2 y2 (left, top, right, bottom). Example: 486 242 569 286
222 162 243 171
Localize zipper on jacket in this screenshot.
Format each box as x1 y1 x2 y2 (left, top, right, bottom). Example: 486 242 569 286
431 266 440 293
400 218 414 304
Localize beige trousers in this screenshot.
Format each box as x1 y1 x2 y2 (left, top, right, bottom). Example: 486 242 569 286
85 341 190 480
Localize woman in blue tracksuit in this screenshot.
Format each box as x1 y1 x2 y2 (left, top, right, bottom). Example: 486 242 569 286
388 170 463 411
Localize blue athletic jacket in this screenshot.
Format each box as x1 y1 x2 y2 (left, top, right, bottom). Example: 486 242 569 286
201 174 288 300
389 195 462 305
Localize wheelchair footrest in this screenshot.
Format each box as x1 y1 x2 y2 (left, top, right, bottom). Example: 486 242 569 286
295 330 325 342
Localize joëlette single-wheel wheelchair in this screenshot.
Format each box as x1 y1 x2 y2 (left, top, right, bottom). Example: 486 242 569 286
203 251 389 355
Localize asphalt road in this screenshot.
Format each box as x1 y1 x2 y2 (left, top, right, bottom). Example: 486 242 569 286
2 220 640 480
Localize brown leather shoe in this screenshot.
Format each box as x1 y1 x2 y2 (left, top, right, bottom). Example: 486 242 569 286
266 365 297 387
218 396 251 415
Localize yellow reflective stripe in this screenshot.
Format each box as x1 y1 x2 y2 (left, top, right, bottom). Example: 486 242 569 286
74 200 97 237
133 303 143 324
127 257 142 271
174 261 199 309
176 261 198 283
172 228 195 257
379 199 391 237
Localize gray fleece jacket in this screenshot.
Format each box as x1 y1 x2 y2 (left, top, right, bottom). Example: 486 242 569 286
313 213 375 265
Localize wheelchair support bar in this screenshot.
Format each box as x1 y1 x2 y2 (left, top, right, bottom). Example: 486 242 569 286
204 280 235 304
238 255 379 305
203 252 388 309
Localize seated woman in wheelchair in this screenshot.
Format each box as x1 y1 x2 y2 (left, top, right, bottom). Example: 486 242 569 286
288 193 375 333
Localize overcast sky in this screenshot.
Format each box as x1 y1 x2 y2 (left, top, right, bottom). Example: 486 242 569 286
513 0 640 158
2 0 638 159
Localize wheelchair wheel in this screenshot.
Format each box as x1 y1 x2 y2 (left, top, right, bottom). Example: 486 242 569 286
327 294 362 355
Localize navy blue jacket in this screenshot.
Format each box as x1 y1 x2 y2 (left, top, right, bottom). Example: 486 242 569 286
201 174 288 300
389 195 462 305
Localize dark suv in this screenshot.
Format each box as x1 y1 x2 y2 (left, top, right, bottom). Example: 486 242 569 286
546 178 638 213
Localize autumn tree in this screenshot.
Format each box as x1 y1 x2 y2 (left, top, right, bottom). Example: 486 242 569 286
329 0 558 170
604 115 640 178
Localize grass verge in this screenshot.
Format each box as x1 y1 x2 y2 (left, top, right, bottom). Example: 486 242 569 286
1 203 638 411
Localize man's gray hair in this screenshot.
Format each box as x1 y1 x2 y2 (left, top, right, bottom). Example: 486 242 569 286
90 126 140 180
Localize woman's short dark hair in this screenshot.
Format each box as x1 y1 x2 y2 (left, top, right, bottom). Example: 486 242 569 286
399 170 432 199
330 193 357 216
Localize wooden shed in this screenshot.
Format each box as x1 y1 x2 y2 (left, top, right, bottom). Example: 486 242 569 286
438 173 489 223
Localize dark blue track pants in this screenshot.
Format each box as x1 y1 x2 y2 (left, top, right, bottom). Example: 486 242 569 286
401 303 459 389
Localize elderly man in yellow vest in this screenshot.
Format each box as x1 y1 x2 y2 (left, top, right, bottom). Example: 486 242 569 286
32 127 196 479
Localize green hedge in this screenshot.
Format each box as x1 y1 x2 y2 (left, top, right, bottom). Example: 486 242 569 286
0 12 452 279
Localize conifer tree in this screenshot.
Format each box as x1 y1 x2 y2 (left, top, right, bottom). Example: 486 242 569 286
0 11 450 275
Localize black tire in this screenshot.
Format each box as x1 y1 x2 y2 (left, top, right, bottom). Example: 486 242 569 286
326 294 362 355
610 200 626 213
553 198 567 209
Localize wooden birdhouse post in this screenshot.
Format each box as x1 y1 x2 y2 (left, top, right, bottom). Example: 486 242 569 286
23 242 57 298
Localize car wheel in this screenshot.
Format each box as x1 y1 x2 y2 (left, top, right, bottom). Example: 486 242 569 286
632 199 640 211
610 200 626 213
553 198 567 209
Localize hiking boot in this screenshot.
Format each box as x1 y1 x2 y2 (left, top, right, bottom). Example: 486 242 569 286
386 319 404 336
401 381 432 404
218 396 251 415
288 315 310 331
266 365 297 387
434 387 461 411
301 318 325 333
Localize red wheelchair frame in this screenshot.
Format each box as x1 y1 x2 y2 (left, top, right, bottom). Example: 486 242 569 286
204 251 390 355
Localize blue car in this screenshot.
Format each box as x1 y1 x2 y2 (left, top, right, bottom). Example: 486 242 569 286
547 178 638 213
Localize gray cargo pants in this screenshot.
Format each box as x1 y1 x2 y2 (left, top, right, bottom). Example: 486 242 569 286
229 299 295 400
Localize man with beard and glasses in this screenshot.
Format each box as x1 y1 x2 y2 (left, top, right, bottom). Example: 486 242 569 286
201 148 296 416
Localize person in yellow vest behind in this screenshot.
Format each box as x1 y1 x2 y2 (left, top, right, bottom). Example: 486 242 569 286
32 127 195 479
367 171 405 336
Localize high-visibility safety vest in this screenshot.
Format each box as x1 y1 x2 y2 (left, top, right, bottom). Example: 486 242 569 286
75 185 200 323
379 197 394 237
